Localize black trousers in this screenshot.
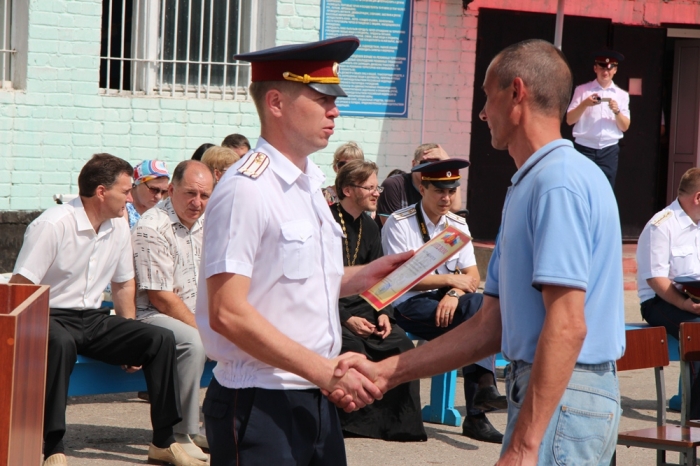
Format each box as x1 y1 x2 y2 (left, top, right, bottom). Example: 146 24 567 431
395 291 490 416
203 377 346 466
574 142 620 188
641 296 700 418
45 308 182 453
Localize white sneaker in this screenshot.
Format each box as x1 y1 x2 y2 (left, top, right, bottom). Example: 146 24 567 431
174 433 209 462
192 433 209 451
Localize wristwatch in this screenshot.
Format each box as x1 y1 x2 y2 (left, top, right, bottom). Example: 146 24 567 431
446 289 460 298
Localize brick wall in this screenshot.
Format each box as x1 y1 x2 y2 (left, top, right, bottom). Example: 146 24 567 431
0 0 477 212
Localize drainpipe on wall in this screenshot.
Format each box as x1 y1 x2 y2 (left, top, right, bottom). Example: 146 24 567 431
554 0 565 49
420 0 432 144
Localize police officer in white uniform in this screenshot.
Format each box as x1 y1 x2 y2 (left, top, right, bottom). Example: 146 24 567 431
195 37 410 466
637 167 700 419
382 159 505 444
566 50 631 187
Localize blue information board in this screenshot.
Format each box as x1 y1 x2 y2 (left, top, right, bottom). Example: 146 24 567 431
321 0 413 118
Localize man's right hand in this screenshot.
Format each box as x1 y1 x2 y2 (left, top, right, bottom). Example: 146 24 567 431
344 316 376 337
584 94 601 107
323 353 384 412
449 274 479 293
682 298 700 315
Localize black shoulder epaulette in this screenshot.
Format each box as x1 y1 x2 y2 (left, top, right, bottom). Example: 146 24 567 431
446 211 466 225
237 152 269 179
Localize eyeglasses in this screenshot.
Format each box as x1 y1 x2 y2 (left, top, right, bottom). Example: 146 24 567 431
143 181 168 197
350 184 384 194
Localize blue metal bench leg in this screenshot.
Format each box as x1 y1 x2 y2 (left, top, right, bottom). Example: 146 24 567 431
421 370 461 427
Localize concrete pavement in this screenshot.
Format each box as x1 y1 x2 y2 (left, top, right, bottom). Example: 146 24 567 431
58 291 683 465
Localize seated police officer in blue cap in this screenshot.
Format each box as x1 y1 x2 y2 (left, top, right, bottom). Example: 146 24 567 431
381 158 506 444
566 50 630 188
195 36 411 466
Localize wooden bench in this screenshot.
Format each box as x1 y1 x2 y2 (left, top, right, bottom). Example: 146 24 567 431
68 356 215 397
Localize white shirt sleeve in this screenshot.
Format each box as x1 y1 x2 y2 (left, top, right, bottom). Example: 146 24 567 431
112 227 135 284
13 219 60 284
638 224 670 280
567 84 585 113
203 175 269 279
382 216 410 256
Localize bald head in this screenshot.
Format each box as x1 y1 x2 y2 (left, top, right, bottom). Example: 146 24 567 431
490 39 573 120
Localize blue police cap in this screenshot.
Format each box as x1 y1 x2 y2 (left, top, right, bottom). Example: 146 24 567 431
411 158 470 189
235 36 360 97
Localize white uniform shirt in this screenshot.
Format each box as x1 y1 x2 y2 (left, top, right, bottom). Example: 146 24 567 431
381 203 477 306
567 80 630 149
637 199 700 302
195 138 345 390
13 197 134 309
132 197 203 319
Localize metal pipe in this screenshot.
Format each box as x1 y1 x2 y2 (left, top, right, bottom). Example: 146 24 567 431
554 0 565 49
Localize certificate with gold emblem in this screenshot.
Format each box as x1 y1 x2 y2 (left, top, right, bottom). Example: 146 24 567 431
361 226 471 310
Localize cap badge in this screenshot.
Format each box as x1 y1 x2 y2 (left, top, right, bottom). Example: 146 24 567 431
333 62 339 77
446 171 452 177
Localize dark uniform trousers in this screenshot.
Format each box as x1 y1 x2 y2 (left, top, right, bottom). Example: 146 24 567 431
641 295 700 419
203 377 346 466
574 142 620 188
395 291 489 417
45 308 181 454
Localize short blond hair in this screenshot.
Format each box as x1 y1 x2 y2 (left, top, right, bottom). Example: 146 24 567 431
332 142 364 169
679 168 700 197
201 146 241 173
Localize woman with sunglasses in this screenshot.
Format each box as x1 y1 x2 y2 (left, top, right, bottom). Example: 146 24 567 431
323 141 364 205
126 160 171 229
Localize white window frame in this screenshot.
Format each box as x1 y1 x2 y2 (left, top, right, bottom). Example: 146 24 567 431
100 0 273 99
0 0 28 90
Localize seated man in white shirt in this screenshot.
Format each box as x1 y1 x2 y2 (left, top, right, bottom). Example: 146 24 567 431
10 154 206 466
382 158 505 444
565 50 631 188
132 160 215 461
637 167 700 419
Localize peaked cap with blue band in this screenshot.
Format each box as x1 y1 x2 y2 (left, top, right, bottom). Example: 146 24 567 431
235 36 360 97
411 158 471 189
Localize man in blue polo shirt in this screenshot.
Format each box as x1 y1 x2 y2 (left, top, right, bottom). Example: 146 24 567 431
330 39 625 464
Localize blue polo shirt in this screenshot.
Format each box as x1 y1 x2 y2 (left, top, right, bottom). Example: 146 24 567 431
484 139 625 364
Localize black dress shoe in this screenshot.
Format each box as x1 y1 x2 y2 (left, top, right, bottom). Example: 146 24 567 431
461 414 504 444
473 385 508 411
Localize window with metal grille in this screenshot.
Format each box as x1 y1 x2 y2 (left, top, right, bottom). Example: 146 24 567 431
99 0 254 99
0 0 13 89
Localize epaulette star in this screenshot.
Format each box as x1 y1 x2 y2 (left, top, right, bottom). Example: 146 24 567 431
237 152 270 179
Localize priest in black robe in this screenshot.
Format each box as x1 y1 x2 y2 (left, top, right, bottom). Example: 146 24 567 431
332 159 426 442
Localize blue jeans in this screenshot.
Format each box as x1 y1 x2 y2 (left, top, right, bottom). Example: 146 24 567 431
502 360 620 465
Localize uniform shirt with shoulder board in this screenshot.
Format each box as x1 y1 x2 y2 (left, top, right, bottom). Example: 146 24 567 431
195 137 345 390
132 197 204 319
376 173 422 223
637 199 700 303
484 139 625 365
381 202 476 306
567 80 630 149
13 197 134 309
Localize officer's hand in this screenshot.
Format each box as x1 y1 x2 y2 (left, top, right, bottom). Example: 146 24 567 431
435 295 458 327
682 298 700 315
345 316 376 337
608 99 620 113
421 144 450 162
585 94 601 107
450 274 479 293
375 314 392 339
121 365 141 373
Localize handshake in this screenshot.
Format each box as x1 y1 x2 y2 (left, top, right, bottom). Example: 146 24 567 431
320 352 394 412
